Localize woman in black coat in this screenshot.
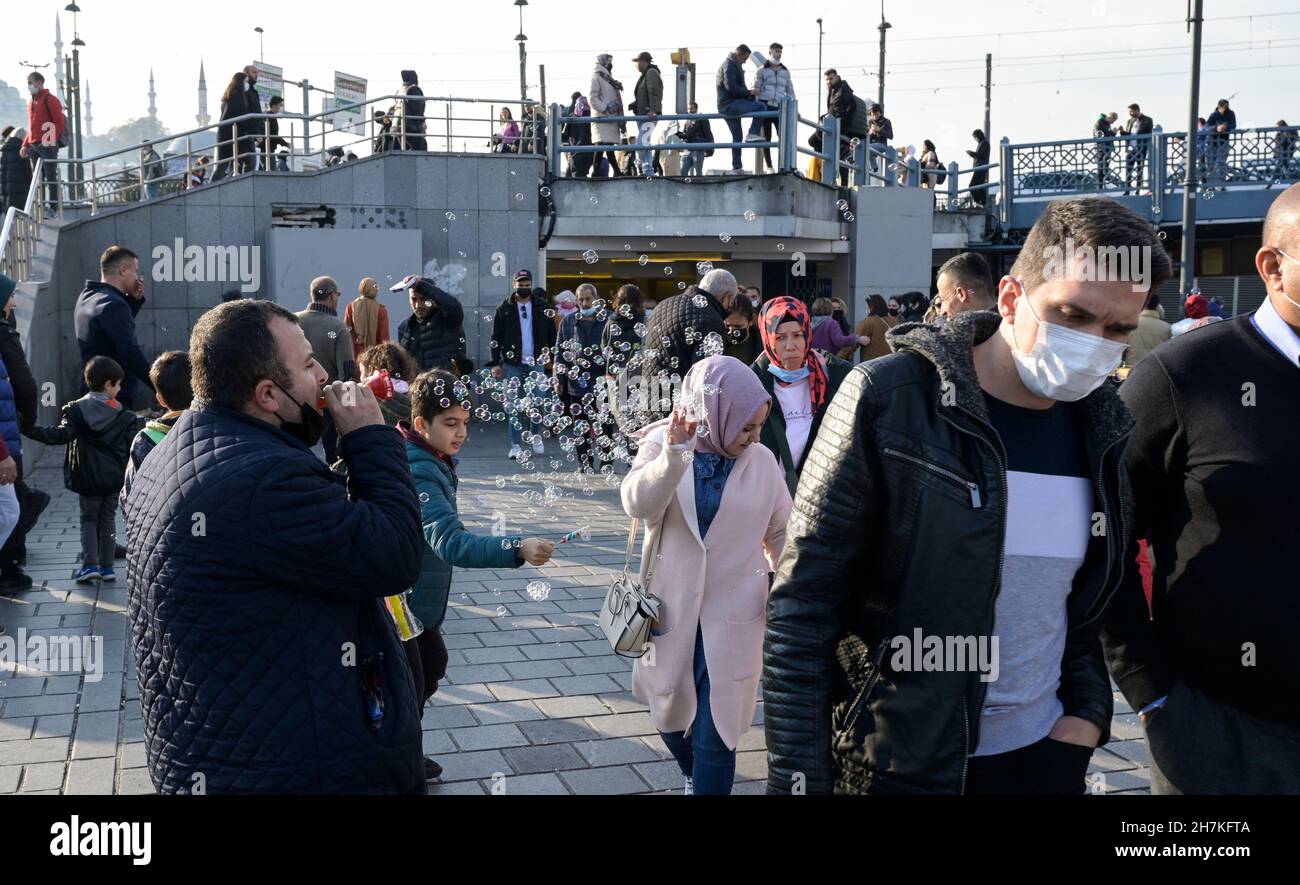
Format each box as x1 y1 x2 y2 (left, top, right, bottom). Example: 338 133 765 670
1 127 33 211
213 72 250 181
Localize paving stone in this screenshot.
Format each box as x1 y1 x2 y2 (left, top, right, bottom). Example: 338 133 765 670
427 779 485 795
584 711 657 738
461 646 527 665
550 674 622 696
468 701 545 725
1 693 77 718
71 710 121 759
435 750 510 783
520 642 582 660
532 695 611 720
448 723 529 751
118 742 147 769
633 760 686 792
477 629 540 648
0 764 19 793
1090 747 1141 773
503 660 572 680
490 772 570 795
501 743 586 774
487 679 559 702
1104 739 1153 768
428 683 494 706
517 718 602 746
564 656 631 676
0 717 33 742
559 765 651 795
0 677 47 699
20 760 66 791
64 757 115 795
445 663 512 685
421 730 456 756
117 767 156 795
575 737 662 766
421 704 480 730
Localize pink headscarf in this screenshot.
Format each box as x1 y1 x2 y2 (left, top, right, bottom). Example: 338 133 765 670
640 355 772 456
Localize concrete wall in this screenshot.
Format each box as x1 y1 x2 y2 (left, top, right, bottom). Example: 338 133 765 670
847 186 935 320
43 152 544 401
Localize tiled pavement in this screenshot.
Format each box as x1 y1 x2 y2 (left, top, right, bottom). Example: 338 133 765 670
0 422 1152 795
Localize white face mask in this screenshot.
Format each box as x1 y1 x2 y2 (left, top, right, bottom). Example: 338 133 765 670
27 83 38 94
1273 248 1300 312
1010 289 1128 402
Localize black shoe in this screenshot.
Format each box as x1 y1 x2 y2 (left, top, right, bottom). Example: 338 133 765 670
0 570 34 596
115 543 127 560
423 757 443 780
14 488 50 538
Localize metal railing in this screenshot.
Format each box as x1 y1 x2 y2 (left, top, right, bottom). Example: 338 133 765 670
38 94 548 216
0 158 47 283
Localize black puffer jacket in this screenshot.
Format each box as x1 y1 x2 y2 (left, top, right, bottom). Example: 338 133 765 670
397 279 466 372
638 286 727 390
763 311 1133 795
26 394 145 496
1 135 33 209
124 402 426 794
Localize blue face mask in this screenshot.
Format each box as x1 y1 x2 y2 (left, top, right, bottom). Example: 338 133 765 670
579 306 597 317
767 363 810 383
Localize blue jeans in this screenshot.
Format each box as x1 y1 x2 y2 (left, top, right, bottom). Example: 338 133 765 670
681 151 705 176
503 362 550 447
719 99 766 170
658 627 736 795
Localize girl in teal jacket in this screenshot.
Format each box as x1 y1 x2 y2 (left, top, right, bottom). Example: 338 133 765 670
399 369 555 781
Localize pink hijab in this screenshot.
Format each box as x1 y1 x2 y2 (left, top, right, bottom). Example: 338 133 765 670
640 355 772 456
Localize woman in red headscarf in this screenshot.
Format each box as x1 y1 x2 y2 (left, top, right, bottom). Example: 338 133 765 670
751 296 855 494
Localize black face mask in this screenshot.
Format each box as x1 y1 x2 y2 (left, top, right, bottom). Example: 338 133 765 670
273 381 326 447
832 310 845 321
515 289 531 301
888 307 899 316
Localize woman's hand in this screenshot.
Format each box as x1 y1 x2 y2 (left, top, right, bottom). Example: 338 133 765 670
666 408 697 446
857 335 871 346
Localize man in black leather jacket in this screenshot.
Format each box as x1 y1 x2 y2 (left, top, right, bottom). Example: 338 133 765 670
764 197 1171 794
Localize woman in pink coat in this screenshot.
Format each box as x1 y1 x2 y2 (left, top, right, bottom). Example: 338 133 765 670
621 355 792 795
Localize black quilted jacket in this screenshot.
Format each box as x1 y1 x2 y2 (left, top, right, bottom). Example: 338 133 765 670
763 311 1135 795
124 401 426 794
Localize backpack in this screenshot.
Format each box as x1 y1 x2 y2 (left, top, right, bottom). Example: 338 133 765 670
41 94 69 149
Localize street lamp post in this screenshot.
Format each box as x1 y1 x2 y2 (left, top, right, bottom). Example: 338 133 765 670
816 17 823 82
1180 0 1204 295
514 0 528 107
65 2 85 195
255 27 264 62
877 2 891 109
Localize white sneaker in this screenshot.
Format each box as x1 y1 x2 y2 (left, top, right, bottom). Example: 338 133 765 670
508 445 522 460
684 776 695 796
744 133 765 143
532 437 545 455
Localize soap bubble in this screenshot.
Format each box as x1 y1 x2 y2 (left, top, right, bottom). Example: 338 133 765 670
743 209 756 221
493 587 502 596
445 211 456 220
496 605 508 617
843 212 855 222
495 476 507 488
719 232 732 243
327 331 337 339
777 243 786 251
696 260 714 275
582 249 599 264
638 254 649 266
664 266 674 276
540 186 552 197
418 492 430 503
678 282 687 289
526 580 552 601
650 241 657 248
515 192 525 201
1157 230 1167 240
589 196 599 204
692 294 708 308
680 448 695 463
836 199 849 211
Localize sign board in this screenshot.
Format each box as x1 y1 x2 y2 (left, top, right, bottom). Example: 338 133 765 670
257 62 285 111
332 72 367 133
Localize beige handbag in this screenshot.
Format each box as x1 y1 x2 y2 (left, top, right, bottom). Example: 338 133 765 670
599 517 662 657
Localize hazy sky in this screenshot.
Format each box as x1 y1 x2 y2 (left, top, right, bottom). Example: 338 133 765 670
6 0 1299 164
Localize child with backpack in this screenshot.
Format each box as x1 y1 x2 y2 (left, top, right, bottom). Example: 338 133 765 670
26 356 144 583
122 351 192 501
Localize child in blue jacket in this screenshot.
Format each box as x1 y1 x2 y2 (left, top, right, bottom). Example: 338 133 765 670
397 368 555 780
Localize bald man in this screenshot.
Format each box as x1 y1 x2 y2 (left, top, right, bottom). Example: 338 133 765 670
1102 182 1300 794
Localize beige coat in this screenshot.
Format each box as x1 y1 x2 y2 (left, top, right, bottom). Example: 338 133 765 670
589 67 624 145
620 428 791 749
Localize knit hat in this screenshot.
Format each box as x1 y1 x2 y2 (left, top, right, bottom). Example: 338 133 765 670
0 272 15 314
1184 294 1209 319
